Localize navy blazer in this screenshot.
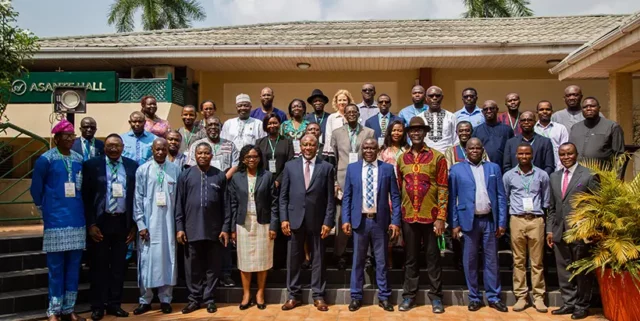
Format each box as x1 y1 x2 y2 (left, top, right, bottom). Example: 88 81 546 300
228 170 279 232
341 160 401 230
72 138 105 160
364 113 402 138
82 156 138 229
279 157 335 230
503 133 555 175
448 160 507 232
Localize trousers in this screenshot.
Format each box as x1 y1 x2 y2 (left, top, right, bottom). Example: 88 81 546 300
46 249 83 317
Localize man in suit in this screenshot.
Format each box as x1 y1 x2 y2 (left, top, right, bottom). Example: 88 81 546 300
449 137 509 313
82 134 138 320
280 134 336 312
72 117 104 161
331 104 375 269
342 138 401 312
503 111 555 176
364 94 401 145
546 142 599 320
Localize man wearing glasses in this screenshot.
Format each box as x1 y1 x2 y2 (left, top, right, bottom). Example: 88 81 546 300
419 86 458 153
72 117 104 161
454 88 485 128
471 100 514 171
357 83 379 126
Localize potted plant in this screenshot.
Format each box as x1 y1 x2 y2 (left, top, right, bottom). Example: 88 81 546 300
564 155 640 321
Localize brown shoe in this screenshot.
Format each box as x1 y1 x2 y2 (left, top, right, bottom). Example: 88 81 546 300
61 312 86 321
281 299 302 311
314 299 329 312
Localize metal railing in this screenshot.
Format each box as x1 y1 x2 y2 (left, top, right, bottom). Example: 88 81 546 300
118 73 197 106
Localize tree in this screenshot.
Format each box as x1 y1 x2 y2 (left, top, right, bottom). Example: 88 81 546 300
462 0 533 18
107 0 206 33
0 0 39 123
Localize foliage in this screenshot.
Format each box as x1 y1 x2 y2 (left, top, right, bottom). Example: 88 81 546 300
107 0 206 33
0 0 39 123
462 0 533 18
565 155 640 287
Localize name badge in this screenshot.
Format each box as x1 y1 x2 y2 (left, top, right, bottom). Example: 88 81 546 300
212 160 222 170
377 137 385 147
268 159 277 173
349 152 358 164
523 197 534 212
112 183 124 198
293 140 301 154
64 182 76 198
156 191 167 206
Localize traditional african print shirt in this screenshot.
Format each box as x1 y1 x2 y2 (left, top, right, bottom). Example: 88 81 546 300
419 109 458 154
280 119 310 141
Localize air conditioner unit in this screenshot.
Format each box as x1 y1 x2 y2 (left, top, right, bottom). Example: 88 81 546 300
131 65 175 79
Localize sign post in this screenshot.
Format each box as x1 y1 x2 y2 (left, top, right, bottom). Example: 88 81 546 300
10 71 117 103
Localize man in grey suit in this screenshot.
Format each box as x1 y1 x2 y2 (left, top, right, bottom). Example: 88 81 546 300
546 142 599 320
280 134 336 312
330 104 375 269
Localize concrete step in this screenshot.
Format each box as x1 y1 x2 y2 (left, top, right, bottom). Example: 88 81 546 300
0 236 42 254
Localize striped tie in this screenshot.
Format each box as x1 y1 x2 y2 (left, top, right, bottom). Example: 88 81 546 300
366 163 374 209
108 161 118 213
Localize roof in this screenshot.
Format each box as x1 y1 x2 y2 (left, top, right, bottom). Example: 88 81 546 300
39 14 629 49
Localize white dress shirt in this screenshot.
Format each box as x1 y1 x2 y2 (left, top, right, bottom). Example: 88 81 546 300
469 160 492 214
419 109 458 153
220 117 267 151
535 121 569 170
323 113 346 155
361 161 378 213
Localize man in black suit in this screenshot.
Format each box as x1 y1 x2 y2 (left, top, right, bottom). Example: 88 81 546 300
82 134 138 320
72 117 104 161
280 134 335 312
546 142 599 320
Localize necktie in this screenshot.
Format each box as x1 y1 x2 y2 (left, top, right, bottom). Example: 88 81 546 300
83 139 91 160
381 116 387 134
304 160 311 189
108 161 118 213
562 169 570 198
366 163 374 209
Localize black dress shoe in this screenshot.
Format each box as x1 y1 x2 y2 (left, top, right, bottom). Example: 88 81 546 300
378 300 394 312
432 299 445 314
468 301 483 311
552 305 575 315
239 299 252 310
488 301 508 313
256 302 267 310
182 302 200 314
398 298 416 311
133 304 152 315
160 303 172 314
348 299 362 311
106 307 129 317
90 309 104 321
571 309 589 320
207 302 218 313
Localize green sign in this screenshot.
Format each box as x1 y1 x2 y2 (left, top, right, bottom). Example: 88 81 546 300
10 71 117 103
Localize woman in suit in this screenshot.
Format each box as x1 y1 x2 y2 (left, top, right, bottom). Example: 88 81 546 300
255 113 295 188
229 145 279 310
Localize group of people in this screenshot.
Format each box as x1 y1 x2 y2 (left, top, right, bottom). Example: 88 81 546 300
31 84 624 321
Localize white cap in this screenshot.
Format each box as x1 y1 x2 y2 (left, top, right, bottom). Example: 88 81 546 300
235 93 251 104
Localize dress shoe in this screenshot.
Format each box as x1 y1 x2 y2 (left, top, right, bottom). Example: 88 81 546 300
221 275 235 287
489 300 508 313
348 299 362 311
61 312 86 321
571 309 589 320
398 298 416 311
378 300 394 312
301 259 311 269
133 304 152 315
207 303 218 313
239 299 252 310
314 299 329 311
432 299 445 314
281 299 302 311
468 300 483 311
90 309 104 320
106 307 129 317
256 302 267 310
160 303 172 314
181 302 200 314
552 305 575 315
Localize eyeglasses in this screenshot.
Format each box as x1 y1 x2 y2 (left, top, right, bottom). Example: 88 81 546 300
362 89 374 92
244 155 260 160
428 94 442 98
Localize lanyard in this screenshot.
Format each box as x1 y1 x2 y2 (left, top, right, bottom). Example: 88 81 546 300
394 147 404 159
248 177 256 194
212 142 220 157
348 124 360 152
314 112 325 125
183 126 196 146
82 138 95 159
56 148 73 181
517 166 534 194
268 136 279 160
508 113 520 131
108 160 119 177
156 162 165 188
457 145 467 159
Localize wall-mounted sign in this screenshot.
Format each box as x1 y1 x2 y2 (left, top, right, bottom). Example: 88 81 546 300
9 71 117 103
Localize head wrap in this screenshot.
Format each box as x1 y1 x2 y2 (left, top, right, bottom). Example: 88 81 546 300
51 119 74 134
235 93 251 104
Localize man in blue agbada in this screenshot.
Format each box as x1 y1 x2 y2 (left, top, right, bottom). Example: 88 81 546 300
30 119 87 321
132 138 181 315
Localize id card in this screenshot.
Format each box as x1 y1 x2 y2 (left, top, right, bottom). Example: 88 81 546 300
293 140 301 154
156 191 167 206
268 159 277 173
378 137 385 147
349 152 358 164
64 182 76 198
112 183 124 198
212 160 222 170
523 197 534 212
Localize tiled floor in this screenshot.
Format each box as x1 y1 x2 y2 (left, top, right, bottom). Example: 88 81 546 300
76 303 607 320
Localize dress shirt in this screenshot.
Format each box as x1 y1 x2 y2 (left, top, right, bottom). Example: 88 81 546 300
105 156 127 213
302 156 317 180
304 111 331 144
361 161 378 213
220 117 267 151
454 106 485 128
357 101 379 126
503 166 550 216
398 104 428 125
503 133 555 176
497 112 523 136
121 130 156 165
419 109 458 154
323 113 346 156
563 163 578 183
468 160 491 214
534 121 569 170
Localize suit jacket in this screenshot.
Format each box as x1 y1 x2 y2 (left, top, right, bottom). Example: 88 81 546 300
229 170 279 232
82 156 138 229
279 157 335 230
448 160 507 232
72 137 105 160
364 113 402 139
503 133 555 176
341 160 401 230
330 125 375 188
546 164 599 243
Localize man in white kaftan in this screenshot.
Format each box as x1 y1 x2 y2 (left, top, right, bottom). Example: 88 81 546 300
132 138 181 315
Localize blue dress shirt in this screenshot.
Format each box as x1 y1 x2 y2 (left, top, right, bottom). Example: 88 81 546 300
121 130 156 165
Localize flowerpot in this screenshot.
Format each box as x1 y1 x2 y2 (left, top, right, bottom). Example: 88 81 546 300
596 267 640 321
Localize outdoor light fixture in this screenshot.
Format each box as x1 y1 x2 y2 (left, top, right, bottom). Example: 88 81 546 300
53 86 87 114
546 59 562 67
297 62 311 70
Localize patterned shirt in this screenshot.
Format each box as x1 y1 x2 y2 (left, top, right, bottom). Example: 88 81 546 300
396 145 449 224
444 144 489 169
145 117 171 138
419 109 458 154
280 119 310 140
186 137 239 170
497 112 522 136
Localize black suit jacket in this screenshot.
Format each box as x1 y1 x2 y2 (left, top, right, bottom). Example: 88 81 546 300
279 157 335 230
503 133 555 175
82 156 138 229
255 136 295 184
229 170 279 232
72 137 105 160
546 164 599 243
